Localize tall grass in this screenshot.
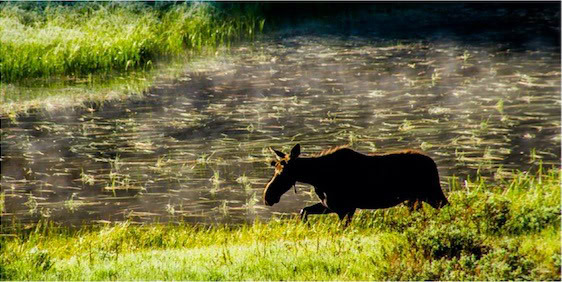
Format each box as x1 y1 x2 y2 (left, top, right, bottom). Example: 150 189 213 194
1 168 560 280
0 2 265 82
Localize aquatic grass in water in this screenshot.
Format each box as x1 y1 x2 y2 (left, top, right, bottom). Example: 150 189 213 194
0 169 559 280
0 59 183 115
0 2 265 82
1 24 559 226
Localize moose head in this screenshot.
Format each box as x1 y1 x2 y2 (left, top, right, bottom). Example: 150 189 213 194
263 144 301 206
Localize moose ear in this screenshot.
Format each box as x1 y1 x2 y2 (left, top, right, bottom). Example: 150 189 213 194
270 147 285 159
290 144 301 159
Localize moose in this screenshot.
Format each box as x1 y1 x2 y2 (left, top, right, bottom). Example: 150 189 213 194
263 144 449 224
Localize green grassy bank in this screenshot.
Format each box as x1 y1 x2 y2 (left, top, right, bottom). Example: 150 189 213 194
0 2 263 82
0 2 264 114
1 168 560 280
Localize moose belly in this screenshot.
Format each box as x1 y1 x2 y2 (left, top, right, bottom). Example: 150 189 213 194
354 194 406 209
358 182 419 209
322 187 407 210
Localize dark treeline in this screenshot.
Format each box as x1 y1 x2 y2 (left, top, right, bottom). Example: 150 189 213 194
8 1 560 44
252 2 560 46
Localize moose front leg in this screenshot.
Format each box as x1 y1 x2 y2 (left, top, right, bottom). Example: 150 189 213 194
337 208 356 227
299 203 333 221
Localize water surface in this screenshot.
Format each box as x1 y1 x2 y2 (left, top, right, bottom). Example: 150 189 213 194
1 32 560 225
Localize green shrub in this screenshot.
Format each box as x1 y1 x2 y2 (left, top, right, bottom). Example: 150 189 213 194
473 194 511 234
406 223 485 259
508 205 560 234
477 239 535 280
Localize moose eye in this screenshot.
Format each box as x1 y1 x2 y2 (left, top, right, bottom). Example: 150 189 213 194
270 161 276 167
280 160 287 166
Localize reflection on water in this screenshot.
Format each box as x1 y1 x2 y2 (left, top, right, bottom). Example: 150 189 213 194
1 33 560 225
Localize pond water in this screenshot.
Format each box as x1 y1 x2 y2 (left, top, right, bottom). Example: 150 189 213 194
1 31 560 225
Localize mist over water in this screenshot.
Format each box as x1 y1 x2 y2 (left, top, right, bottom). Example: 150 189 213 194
1 11 560 225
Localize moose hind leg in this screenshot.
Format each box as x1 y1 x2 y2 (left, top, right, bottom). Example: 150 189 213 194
423 184 449 209
426 169 449 209
426 195 449 209
300 203 332 221
422 192 449 209
405 199 422 212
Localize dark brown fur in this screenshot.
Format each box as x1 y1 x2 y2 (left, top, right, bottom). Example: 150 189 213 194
263 144 449 224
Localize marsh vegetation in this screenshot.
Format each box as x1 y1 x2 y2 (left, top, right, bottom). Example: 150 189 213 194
1 170 560 280
0 2 560 280
0 2 264 113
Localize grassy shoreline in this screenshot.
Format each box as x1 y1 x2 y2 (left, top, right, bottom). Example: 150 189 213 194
0 2 264 115
0 2 263 82
0 54 237 116
1 168 560 280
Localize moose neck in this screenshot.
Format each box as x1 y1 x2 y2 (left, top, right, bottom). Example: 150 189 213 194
292 158 324 187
